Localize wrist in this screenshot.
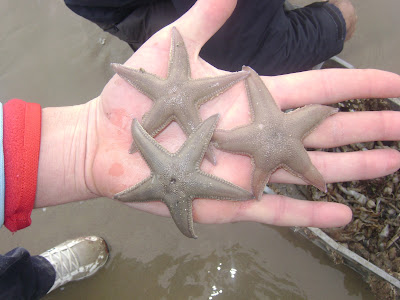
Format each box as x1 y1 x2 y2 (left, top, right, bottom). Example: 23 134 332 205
35 99 99 208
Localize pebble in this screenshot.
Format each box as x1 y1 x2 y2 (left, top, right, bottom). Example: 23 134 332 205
367 200 376 209
379 224 390 238
388 247 397 261
383 186 393 195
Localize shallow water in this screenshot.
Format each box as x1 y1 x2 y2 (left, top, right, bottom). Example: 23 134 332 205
0 0 399 299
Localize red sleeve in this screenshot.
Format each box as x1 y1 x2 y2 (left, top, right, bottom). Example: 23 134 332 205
3 99 41 232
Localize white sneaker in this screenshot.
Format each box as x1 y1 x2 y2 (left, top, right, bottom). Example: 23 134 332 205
40 236 109 293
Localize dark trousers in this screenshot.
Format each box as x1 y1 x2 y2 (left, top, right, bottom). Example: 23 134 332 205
65 0 346 75
0 248 55 300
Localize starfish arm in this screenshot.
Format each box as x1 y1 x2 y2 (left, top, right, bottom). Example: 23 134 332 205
286 104 338 139
243 66 281 120
113 176 164 202
111 63 164 100
282 142 326 192
213 126 254 154
174 103 203 136
203 146 217 166
174 106 217 164
131 119 171 172
178 115 219 166
129 101 176 153
130 113 174 154
189 70 249 106
168 27 191 82
251 165 273 200
163 193 197 238
129 143 139 154
140 101 175 137
192 172 254 200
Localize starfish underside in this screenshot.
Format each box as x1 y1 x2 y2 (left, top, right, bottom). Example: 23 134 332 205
213 66 338 199
112 27 249 164
114 115 253 238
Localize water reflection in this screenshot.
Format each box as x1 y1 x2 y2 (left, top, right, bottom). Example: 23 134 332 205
83 244 306 299
46 243 306 299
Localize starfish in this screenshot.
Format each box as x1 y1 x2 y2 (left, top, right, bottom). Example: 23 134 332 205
213 67 338 199
114 115 253 238
112 27 249 164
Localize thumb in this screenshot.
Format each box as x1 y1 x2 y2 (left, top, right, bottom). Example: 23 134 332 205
173 0 237 54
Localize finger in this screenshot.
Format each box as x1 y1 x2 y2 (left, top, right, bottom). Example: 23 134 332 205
270 148 400 184
124 195 352 228
173 0 237 54
304 111 400 148
266 69 400 109
194 195 352 227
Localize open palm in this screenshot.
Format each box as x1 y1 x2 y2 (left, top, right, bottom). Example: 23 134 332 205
91 0 400 229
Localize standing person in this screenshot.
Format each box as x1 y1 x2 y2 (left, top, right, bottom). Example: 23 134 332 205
64 0 357 75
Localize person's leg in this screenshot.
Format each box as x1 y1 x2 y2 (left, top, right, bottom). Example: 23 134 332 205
237 0 353 75
268 1 351 74
64 0 356 75
172 0 353 75
172 0 287 74
0 247 55 299
0 236 109 299
64 1 179 51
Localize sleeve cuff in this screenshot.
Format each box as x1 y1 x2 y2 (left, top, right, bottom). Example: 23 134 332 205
3 99 41 232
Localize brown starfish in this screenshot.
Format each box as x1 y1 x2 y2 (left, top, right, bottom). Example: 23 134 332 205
213 66 338 199
111 27 249 164
114 115 253 238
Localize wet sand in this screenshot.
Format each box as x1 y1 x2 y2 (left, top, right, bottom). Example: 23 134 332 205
1 1 399 299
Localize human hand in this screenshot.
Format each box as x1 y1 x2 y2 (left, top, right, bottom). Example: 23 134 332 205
70 0 400 229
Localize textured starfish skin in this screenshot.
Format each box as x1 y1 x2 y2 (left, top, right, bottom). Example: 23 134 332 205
112 27 249 164
213 67 338 199
114 115 253 238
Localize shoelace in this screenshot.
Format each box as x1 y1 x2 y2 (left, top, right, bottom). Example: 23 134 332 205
46 243 81 284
